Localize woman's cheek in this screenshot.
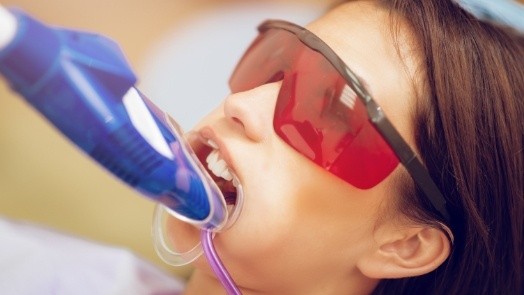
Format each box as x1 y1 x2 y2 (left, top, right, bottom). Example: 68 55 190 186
218 191 298 258
213 168 300 258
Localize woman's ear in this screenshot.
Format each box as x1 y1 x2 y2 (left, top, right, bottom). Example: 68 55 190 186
356 225 451 279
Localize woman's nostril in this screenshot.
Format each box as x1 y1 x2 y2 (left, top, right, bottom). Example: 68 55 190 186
232 117 244 127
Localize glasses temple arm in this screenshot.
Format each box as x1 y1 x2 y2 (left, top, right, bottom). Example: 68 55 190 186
367 101 452 223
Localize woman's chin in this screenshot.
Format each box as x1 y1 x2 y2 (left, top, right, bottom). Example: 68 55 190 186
165 215 202 255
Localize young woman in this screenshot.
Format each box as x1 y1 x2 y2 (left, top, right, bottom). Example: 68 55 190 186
160 0 523 294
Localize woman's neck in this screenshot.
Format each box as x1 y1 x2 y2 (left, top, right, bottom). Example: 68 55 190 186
183 268 379 295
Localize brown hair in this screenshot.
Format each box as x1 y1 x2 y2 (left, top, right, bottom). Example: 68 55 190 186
370 0 524 294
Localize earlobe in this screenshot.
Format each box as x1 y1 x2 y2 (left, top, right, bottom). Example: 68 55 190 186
357 227 451 279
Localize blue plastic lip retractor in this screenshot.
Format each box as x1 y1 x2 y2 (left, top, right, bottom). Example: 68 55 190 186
0 8 229 231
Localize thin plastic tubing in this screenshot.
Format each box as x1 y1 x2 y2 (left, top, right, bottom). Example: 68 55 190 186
201 230 241 295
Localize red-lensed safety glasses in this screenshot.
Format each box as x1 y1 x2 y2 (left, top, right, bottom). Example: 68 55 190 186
229 20 452 225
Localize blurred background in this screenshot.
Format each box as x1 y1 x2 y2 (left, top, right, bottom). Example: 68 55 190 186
1 0 521 285
0 0 335 279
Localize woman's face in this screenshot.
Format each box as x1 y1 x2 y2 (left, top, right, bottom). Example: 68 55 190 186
168 1 420 293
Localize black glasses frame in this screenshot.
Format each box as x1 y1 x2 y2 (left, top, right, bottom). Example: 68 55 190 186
259 20 453 226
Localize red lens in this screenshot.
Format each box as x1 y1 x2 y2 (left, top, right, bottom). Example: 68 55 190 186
230 29 399 189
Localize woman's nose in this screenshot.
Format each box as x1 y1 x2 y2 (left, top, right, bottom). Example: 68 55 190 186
223 82 281 142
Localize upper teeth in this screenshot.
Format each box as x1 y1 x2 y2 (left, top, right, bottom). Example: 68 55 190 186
206 148 233 182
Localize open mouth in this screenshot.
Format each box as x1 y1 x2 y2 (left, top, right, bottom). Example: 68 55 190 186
187 132 239 207
204 147 239 206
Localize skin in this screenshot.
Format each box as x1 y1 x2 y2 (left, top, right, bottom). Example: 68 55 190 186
166 1 451 294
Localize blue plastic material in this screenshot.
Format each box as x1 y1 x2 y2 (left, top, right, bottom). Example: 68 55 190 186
0 9 227 229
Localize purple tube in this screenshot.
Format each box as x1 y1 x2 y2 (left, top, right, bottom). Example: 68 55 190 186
201 230 241 295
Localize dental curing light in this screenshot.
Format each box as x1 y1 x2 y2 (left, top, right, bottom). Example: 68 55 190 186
0 7 229 231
